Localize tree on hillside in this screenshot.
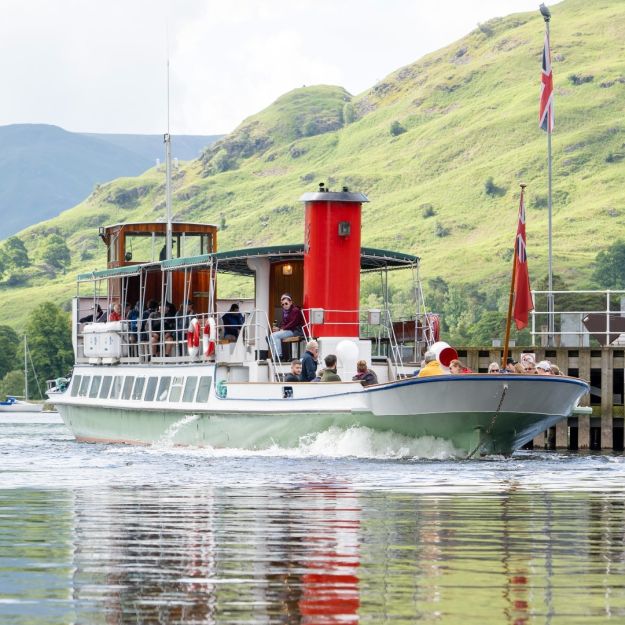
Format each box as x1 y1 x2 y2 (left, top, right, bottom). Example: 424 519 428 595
24 303 72 398
0 325 19 379
389 121 406 136
592 240 625 289
0 237 30 278
40 234 71 272
0 370 24 399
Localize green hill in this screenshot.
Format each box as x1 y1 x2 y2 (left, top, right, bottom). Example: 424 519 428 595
1 0 624 336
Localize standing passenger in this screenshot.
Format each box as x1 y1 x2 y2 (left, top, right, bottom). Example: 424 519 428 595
301 340 319 382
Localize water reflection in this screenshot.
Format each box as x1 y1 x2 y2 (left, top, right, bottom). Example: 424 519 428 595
2 481 625 624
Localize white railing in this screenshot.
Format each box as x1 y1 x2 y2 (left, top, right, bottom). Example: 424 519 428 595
531 289 625 347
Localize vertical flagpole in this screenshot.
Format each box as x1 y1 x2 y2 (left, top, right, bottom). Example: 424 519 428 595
503 184 526 368
546 18 554 346
541 5 555 346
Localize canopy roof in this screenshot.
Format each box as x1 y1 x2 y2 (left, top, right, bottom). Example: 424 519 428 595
212 245 418 275
77 244 418 281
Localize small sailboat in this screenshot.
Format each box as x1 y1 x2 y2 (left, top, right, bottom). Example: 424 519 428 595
0 336 43 413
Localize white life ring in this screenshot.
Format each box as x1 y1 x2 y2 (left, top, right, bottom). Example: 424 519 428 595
187 317 200 357
203 317 217 357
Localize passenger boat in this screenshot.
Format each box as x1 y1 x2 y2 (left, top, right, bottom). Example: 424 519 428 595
47 185 589 457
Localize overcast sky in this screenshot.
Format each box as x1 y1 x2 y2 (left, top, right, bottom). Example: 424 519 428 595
1 0 554 135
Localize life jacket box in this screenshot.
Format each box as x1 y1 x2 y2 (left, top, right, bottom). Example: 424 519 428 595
82 322 125 359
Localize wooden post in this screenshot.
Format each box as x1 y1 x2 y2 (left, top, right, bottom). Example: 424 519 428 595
601 347 613 449
466 348 480 373
555 419 568 448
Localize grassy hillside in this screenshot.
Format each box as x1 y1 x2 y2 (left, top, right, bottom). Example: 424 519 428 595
1 0 624 331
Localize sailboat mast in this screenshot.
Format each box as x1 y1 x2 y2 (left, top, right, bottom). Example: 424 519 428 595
24 335 28 401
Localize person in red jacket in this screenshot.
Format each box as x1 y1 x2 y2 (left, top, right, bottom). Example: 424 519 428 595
269 293 304 360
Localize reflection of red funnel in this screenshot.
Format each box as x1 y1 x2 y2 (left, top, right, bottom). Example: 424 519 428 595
431 341 458 367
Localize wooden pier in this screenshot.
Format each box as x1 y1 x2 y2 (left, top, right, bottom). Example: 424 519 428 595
456 346 624 452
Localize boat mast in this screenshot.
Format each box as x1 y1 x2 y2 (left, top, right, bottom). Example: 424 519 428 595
164 51 173 301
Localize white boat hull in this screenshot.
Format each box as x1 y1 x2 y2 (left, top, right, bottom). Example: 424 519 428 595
49 365 589 456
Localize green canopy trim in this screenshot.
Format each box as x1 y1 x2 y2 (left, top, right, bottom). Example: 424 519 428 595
76 263 156 282
76 245 418 281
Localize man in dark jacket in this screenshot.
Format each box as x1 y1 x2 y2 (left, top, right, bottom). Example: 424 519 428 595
284 359 303 382
268 293 304 359
300 340 319 382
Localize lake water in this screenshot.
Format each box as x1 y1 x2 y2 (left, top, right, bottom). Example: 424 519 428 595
1 412 625 624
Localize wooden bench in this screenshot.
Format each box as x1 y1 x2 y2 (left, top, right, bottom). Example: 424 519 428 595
281 335 305 360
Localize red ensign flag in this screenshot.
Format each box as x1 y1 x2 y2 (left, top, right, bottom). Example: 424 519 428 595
513 190 533 329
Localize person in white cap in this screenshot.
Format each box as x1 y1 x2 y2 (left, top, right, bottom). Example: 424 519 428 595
536 360 552 375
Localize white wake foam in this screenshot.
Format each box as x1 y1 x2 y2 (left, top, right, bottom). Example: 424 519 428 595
154 414 201 447
297 426 462 460
147 424 462 460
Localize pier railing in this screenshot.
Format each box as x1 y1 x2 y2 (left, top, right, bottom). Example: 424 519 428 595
531 289 625 347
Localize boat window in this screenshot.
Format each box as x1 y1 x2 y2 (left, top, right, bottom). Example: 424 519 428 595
89 376 102 398
157 377 171 401
122 376 134 400
144 377 158 401
182 377 198 402
132 377 146 400
110 376 123 400
70 375 82 397
99 376 112 399
169 376 184 402
78 376 90 397
196 376 212 403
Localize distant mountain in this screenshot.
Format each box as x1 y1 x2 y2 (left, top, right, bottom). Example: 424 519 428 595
0 124 220 239
81 132 220 163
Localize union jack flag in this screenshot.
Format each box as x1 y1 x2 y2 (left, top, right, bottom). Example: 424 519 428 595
539 30 554 132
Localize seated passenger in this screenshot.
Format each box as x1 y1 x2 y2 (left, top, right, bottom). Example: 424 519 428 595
449 359 471 374
150 302 176 357
284 359 302 382
352 360 378 386
221 303 245 341
269 294 305 360
79 304 102 324
417 351 445 378
319 354 341 382
487 362 501 374
109 303 122 322
536 360 552 375
176 301 195 348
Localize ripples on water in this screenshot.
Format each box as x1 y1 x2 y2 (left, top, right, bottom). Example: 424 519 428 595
1 413 625 624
